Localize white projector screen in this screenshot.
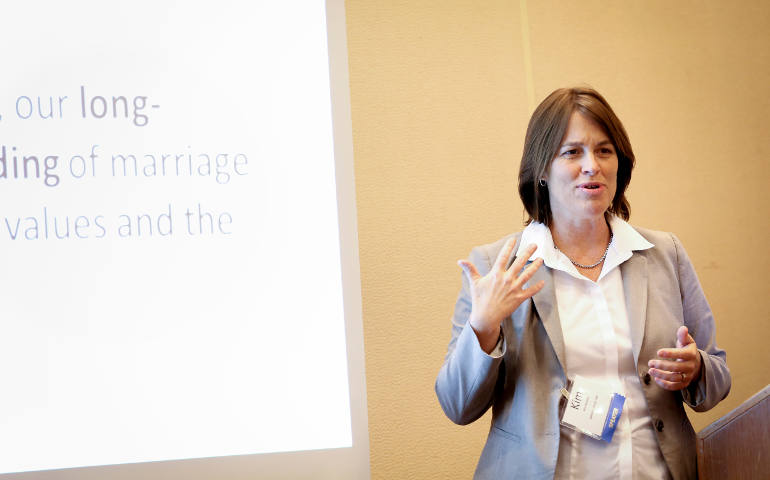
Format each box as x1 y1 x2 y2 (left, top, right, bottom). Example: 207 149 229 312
0 1 369 479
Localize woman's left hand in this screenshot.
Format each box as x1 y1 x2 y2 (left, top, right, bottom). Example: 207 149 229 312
647 326 703 391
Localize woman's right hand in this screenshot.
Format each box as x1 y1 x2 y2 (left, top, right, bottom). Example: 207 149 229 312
458 240 545 353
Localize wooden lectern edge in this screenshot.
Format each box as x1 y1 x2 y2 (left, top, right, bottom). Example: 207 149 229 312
697 384 770 439
696 384 769 479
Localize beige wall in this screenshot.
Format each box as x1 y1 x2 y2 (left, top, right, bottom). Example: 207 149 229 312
345 1 770 478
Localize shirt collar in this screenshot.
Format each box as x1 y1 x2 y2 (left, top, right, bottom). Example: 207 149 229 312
515 216 654 281
606 215 654 253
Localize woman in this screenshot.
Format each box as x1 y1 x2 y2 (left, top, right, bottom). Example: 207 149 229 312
435 87 730 480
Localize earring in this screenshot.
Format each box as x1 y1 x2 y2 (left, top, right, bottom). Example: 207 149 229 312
539 179 547 187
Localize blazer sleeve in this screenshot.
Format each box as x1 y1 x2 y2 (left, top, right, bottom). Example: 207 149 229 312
435 245 506 425
672 234 731 411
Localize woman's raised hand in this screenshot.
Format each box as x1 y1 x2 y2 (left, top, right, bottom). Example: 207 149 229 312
458 240 545 353
647 326 703 391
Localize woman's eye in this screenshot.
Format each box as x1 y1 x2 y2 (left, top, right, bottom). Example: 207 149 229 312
599 147 615 155
561 149 578 156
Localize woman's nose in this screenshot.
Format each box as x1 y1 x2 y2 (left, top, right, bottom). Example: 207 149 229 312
581 152 600 175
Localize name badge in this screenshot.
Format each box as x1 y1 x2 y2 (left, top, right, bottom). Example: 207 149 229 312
559 375 625 443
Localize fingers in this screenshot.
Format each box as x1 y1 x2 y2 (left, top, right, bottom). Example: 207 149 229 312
655 346 697 362
657 330 698 360
492 238 518 272
508 243 538 274
648 358 692 389
649 365 691 390
648 358 688 372
505 246 543 298
521 279 546 299
648 366 685 379
648 327 701 391
459 241 545 333
676 326 692 348
651 376 683 391
457 259 481 283
513 257 544 286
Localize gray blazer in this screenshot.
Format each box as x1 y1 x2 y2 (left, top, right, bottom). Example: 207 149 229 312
435 227 730 480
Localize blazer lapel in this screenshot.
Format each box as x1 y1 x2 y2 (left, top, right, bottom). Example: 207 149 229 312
620 253 648 365
530 266 567 373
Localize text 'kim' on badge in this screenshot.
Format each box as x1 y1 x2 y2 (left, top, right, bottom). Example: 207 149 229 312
559 374 625 443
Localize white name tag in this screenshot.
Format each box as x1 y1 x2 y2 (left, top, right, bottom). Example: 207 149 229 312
560 375 625 443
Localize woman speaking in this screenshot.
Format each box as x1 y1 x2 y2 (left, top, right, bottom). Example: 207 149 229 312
435 87 730 479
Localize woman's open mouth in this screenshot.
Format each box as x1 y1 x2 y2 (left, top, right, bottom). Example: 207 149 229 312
578 182 605 193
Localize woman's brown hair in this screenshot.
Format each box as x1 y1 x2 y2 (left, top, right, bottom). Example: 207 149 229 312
518 87 635 226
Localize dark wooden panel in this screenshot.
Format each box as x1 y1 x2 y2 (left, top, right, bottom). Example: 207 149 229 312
697 385 770 480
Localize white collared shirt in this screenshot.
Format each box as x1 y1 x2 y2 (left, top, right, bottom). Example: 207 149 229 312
512 216 671 480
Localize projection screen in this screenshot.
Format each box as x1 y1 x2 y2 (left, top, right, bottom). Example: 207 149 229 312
0 1 369 478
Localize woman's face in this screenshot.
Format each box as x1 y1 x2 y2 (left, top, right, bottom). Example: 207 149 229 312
545 111 618 224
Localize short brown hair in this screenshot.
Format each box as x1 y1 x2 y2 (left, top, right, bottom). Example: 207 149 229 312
518 87 635 226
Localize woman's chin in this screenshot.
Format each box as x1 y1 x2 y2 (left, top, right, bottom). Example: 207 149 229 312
554 204 610 224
